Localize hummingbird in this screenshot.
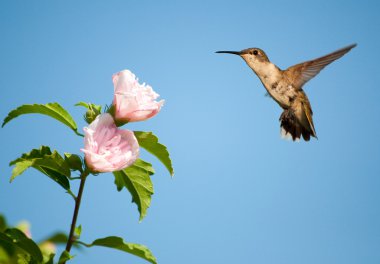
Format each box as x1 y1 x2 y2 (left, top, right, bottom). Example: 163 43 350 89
216 44 356 141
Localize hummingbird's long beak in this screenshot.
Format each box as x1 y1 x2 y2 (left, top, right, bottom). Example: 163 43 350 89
215 51 241 55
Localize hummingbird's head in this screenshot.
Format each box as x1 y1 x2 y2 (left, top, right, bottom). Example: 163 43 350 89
216 48 270 72
239 48 269 63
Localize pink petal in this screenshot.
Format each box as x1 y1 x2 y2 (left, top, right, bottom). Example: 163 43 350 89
81 113 139 172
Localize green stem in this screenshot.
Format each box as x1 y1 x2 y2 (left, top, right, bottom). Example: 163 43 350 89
63 170 89 262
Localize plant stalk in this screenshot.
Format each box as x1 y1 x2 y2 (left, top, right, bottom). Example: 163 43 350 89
63 171 89 262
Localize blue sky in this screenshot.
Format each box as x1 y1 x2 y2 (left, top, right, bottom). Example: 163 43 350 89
1 0 379 263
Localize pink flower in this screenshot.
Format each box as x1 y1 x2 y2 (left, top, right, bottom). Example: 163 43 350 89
112 69 164 123
81 113 139 172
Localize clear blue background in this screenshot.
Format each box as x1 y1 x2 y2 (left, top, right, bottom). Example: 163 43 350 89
1 1 379 263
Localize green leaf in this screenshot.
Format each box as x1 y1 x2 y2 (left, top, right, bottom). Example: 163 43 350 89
74 225 82 239
64 153 83 173
40 232 80 249
0 228 43 263
81 236 156 264
0 215 7 232
10 160 34 180
132 159 155 175
0 233 14 260
10 146 52 165
58 251 73 264
16 253 33 264
75 102 102 113
113 160 154 221
9 146 71 190
40 233 68 245
134 131 174 176
2 103 82 136
37 167 71 190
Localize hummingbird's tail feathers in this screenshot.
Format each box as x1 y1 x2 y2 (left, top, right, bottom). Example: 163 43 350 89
279 109 316 141
302 102 317 139
280 109 302 141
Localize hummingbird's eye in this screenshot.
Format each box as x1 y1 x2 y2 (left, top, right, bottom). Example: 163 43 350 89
253 50 258 55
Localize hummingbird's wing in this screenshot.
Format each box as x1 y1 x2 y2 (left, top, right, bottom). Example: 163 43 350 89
284 44 356 88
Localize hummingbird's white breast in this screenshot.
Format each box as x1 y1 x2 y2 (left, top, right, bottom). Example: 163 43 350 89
254 63 297 109
242 56 297 108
